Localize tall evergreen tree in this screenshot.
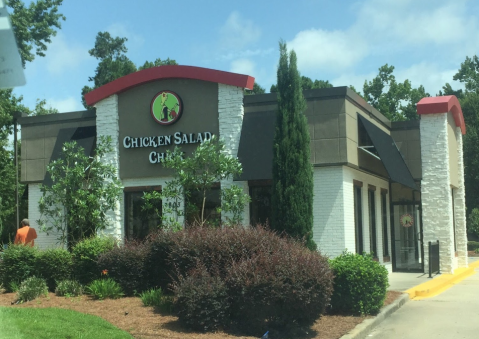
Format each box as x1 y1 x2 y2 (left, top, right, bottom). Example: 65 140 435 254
271 42 315 250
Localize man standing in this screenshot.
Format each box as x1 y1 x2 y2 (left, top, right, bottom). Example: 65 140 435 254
14 219 37 247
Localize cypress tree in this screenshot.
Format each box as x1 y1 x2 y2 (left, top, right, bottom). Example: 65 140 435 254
271 41 316 250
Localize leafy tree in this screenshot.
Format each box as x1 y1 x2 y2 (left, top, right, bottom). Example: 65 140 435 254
453 55 479 93
270 77 333 93
363 64 430 121
143 136 250 228
38 136 122 246
0 0 64 242
7 0 65 67
245 83 265 95
82 32 178 108
271 42 315 250
138 57 177 70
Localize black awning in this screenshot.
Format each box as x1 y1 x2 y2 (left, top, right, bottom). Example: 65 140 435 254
43 126 96 186
236 111 276 181
358 115 417 190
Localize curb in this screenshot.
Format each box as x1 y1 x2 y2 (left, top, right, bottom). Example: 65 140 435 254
339 293 409 339
405 260 479 299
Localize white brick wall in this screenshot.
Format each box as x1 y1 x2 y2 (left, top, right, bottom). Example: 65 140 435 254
218 84 246 224
28 183 64 249
420 113 455 274
95 95 122 239
313 166 391 271
343 167 392 271
454 127 468 267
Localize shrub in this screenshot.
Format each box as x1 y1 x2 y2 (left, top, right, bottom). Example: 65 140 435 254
329 252 389 315
173 266 230 332
168 226 333 335
226 241 334 335
139 287 172 312
97 240 149 296
0 244 38 292
72 237 116 285
467 241 479 251
17 276 48 302
35 248 73 291
87 278 124 300
55 279 84 297
143 231 175 291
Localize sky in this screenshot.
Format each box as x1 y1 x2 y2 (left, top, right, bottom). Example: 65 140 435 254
10 0 479 113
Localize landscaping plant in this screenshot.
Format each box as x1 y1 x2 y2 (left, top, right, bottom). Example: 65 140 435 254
139 287 172 312
35 248 73 291
55 279 84 297
87 278 124 300
271 41 315 250
329 251 389 315
0 244 37 292
72 236 116 285
97 240 149 296
17 276 48 302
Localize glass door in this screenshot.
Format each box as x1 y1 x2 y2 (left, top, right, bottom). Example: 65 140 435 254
392 204 423 272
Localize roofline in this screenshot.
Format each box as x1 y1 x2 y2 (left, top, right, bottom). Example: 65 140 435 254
18 109 96 126
417 95 466 134
84 65 255 106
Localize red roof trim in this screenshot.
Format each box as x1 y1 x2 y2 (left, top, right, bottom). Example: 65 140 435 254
417 95 466 135
84 65 255 106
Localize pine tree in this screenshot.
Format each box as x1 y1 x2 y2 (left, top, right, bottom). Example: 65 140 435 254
271 42 316 250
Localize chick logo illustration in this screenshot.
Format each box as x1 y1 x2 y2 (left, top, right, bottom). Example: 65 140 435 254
151 90 183 125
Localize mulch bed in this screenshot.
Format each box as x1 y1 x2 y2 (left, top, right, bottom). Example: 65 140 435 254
0 291 404 339
468 251 479 257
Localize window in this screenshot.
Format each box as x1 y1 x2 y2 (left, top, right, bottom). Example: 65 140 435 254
250 183 272 226
381 189 389 257
185 186 221 226
124 188 162 240
368 186 377 258
354 181 364 254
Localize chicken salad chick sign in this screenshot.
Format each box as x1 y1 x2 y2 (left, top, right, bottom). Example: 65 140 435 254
122 90 213 164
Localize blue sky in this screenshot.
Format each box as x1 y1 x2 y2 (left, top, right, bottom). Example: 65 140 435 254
11 0 479 113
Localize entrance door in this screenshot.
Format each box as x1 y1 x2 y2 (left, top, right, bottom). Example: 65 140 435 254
392 204 423 272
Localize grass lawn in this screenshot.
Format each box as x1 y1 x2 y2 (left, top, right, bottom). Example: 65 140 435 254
0 307 133 339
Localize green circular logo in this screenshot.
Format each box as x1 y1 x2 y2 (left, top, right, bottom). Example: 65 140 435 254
150 90 183 125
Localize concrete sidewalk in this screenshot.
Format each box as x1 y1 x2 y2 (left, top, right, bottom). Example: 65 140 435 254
368 262 479 338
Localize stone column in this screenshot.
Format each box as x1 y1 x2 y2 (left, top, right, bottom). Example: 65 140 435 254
420 113 455 273
218 84 247 224
95 95 123 240
454 127 468 267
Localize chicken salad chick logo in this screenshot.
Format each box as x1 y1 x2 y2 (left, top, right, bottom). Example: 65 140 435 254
151 90 183 125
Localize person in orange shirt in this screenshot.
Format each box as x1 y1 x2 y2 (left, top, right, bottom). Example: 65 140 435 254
14 219 37 247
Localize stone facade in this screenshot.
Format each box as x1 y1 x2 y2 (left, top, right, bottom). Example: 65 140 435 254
420 113 456 273
218 84 248 224
454 127 468 267
95 94 122 240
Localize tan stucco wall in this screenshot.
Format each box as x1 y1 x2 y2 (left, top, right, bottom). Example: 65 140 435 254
21 119 95 182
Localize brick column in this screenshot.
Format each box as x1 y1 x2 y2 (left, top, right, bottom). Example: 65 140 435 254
454 128 468 267
420 113 455 273
218 84 248 224
95 95 123 240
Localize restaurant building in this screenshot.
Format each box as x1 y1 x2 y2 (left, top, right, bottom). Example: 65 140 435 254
19 65 468 274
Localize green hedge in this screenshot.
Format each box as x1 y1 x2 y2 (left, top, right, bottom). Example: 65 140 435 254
35 248 73 291
467 241 479 251
72 237 117 285
329 252 389 315
0 244 38 292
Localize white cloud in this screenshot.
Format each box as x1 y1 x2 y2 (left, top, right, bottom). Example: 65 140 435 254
219 48 274 61
47 97 83 113
107 23 145 48
287 29 368 72
45 33 89 75
395 63 461 96
220 12 261 50
230 58 256 76
331 72 377 92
